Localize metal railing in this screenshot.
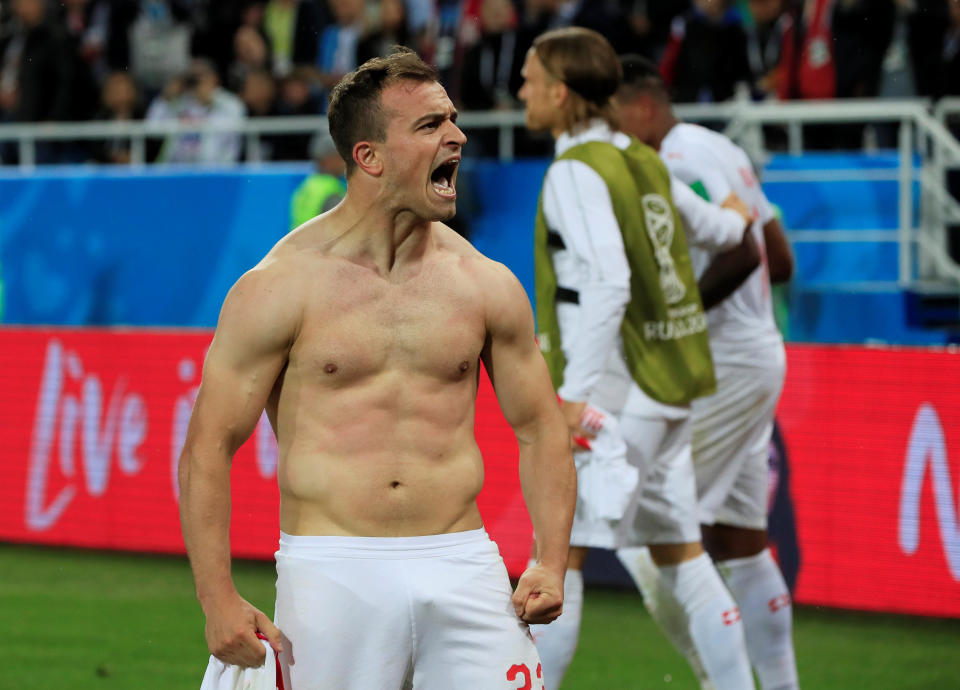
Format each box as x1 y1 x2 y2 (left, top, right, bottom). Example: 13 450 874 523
2 99 960 292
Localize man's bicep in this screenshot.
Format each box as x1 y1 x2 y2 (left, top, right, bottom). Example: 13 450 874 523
484 334 558 443
190 275 294 451
481 272 558 439
193 341 280 448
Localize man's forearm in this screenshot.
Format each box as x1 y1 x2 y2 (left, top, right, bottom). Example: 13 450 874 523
698 230 761 310
518 429 577 574
179 449 236 607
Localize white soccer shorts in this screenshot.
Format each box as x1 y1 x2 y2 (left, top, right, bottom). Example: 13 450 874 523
691 348 786 529
569 402 702 548
273 529 544 689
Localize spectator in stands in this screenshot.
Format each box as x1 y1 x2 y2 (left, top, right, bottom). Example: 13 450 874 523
833 0 895 100
357 0 410 64
146 58 245 164
0 0 95 162
1 0 83 122
521 0 633 54
908 0 951 98
830 0 897 148
660 0 752 103
190 0 252 80
776 0 840 148
946 0 960 75
229 22 272 92
128 0 193 98
94 69 144 164
660 0 750 103
241 68 278 118
275 66 322 116
312 0 366 93
622 0 692 61
263 0 321 77
460 0 522 111
270 67 319 160
239 68 283 160
458 0 522 156
58 0 111 82
777 0 836 102
742 0 789 100
289 129 346 228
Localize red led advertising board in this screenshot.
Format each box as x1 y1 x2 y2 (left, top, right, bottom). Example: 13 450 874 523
0 329 532 574
777 344 960 617
0 330 958 617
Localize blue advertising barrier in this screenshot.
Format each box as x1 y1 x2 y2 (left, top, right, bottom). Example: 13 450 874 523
0 153 949 343
0 164 306 326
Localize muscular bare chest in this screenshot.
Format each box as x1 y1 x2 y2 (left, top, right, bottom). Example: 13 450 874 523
291 259 487 384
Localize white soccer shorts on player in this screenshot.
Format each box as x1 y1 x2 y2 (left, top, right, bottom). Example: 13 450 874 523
569 401 702 549
691 349 786 530
273 529 544 690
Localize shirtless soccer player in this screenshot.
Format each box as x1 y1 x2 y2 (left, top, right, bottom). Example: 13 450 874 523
617 54 798 690
178 48 577 690
520 27 756 690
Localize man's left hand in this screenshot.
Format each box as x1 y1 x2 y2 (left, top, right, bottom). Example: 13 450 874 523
511 562 564 625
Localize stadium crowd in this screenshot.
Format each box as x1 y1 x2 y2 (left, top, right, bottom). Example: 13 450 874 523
1 0 959 163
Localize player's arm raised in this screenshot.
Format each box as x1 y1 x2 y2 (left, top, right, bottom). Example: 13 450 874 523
480 261 576 625
178 261 299 667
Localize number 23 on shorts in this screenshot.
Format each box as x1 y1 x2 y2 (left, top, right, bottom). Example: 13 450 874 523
506 662 544 689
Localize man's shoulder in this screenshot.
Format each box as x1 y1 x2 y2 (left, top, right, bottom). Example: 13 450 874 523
432 223 521 289
666 123 741 161
432 223 497 274
551 140 649 182
213 88 245 116
245 227 336 285
662 123 704 152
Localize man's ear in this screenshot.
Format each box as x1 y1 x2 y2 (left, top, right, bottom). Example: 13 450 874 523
552 80 569 109
353 141 383 176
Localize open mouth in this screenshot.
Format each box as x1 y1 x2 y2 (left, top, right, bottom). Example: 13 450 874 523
430 158 459 199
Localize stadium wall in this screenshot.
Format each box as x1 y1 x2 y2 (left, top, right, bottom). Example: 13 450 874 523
0 328 958 618
0 154 943 343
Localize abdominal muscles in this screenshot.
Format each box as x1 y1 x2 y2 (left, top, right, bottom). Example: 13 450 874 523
274 366 486 537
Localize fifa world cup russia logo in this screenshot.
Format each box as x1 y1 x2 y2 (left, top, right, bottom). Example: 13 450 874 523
641 193 686 305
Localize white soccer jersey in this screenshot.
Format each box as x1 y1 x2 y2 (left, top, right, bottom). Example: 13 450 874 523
660 123 783 365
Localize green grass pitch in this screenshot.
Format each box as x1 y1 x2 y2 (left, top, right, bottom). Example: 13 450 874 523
3 543 958 689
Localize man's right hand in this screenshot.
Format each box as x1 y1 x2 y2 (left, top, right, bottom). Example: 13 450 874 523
203 591 283 668
721 192 754 227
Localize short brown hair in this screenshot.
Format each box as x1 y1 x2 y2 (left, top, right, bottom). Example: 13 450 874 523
327 47 439 175
532 27 621 133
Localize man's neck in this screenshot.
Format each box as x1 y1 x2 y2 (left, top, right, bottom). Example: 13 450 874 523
553 119 610 153
328 185 434 275
651 113 679 152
